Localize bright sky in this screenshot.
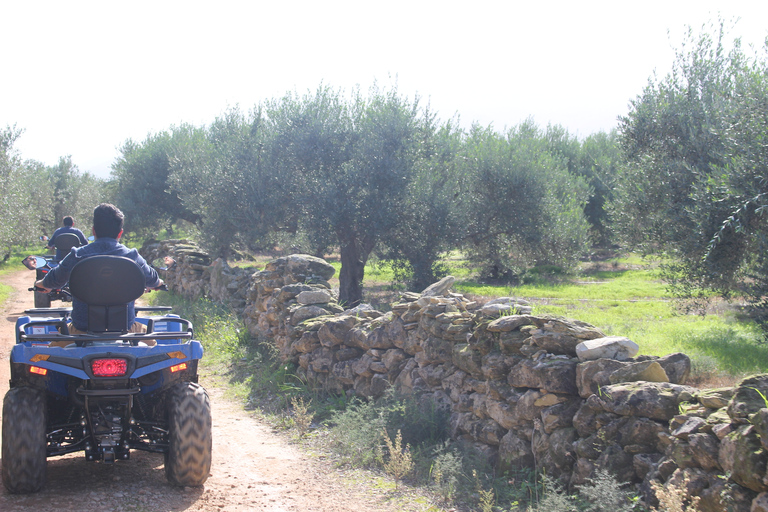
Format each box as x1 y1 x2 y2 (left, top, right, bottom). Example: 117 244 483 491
2 1 767 179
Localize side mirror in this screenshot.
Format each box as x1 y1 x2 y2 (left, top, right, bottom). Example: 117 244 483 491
22 255 37 270
22 256 48 270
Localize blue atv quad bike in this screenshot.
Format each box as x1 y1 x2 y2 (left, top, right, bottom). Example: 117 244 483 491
24 254 72 308
24 232 86 308
2 255 212 494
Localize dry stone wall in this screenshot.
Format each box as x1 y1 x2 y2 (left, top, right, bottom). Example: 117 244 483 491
141 241 768 511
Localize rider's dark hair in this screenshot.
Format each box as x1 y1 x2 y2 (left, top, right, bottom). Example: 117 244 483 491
63 216 74 227
93 203 124 239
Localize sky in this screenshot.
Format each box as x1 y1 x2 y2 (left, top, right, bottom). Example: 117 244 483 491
2 1 767 179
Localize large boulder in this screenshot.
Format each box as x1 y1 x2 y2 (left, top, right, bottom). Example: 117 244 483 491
575 358 627 398
509 358 578 395
498 430 534 472
608 360 669 384
575 336 639 361
728 375 768 424
592 381 697 421
421 276 455 297
719 425 768 493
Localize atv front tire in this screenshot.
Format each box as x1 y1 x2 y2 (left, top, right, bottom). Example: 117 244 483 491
2 387 47 493
34 291 51 308
165 382 212 486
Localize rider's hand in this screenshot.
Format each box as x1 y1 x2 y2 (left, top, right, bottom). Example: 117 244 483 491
35 280 51 293
146 279 166 292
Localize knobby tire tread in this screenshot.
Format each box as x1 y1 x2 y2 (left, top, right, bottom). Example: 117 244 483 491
2 386 47 493
165 382 212 486
34 291 51 308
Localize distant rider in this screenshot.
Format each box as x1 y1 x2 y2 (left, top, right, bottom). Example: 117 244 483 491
36 203 164 342
48 216 88 261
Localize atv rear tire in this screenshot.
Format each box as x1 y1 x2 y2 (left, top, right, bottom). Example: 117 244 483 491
2 387 47 493
34 291 51 308
165 382 212 486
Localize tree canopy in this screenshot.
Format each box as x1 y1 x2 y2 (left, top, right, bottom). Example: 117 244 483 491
613 20 768 323
0 126 105 260
106 84 603 306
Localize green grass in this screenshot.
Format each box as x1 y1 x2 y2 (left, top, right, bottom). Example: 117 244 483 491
533 300 765 376
456 268 668 300
326 258 398 284
0 243 42 305
0 280 11 307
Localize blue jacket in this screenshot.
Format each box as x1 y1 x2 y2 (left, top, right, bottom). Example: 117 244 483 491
42 237 161 331
48 226 88 261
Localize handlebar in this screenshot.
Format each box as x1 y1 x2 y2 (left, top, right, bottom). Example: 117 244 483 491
32 285 167 293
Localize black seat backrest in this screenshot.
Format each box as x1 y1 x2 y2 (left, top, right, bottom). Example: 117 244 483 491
68 256 145 332
54 233 82 254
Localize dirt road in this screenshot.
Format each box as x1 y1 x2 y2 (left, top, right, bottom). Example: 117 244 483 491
0 269 434 511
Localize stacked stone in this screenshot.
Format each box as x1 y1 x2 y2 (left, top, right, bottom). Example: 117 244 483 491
626 374 768 511
139 239 212 299
208 258 253 314
241 254 340 362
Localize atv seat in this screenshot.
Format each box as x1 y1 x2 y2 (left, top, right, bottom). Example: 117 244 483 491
53 233 83 261
68 255 145 333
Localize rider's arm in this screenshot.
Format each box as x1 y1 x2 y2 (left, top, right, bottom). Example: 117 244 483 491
132 251 162 290
143 265 163 290
47 227 60 249
40 253 76 291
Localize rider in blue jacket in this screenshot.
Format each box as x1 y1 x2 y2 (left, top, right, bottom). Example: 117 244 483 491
36 203 163 334
47 216 88 261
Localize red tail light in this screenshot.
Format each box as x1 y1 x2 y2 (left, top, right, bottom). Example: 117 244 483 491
30 366 48 376
170 362 188 373
91 358 128 377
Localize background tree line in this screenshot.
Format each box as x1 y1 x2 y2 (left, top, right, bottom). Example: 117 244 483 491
4 21 768 323
110 85 607 307
0 125 103 261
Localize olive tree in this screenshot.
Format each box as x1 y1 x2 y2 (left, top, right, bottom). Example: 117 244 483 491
112 128 201 237
377 113 464 290
460 120 592 280
166 108 285 257
265 85 424 307
546 125 621 247
577 130 621 246
39 156 104 237
0 125 38 258
613 19 768 323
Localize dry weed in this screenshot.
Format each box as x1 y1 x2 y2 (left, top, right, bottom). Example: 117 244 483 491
382 429 413 490
651 473 701 512
290 396 313 438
